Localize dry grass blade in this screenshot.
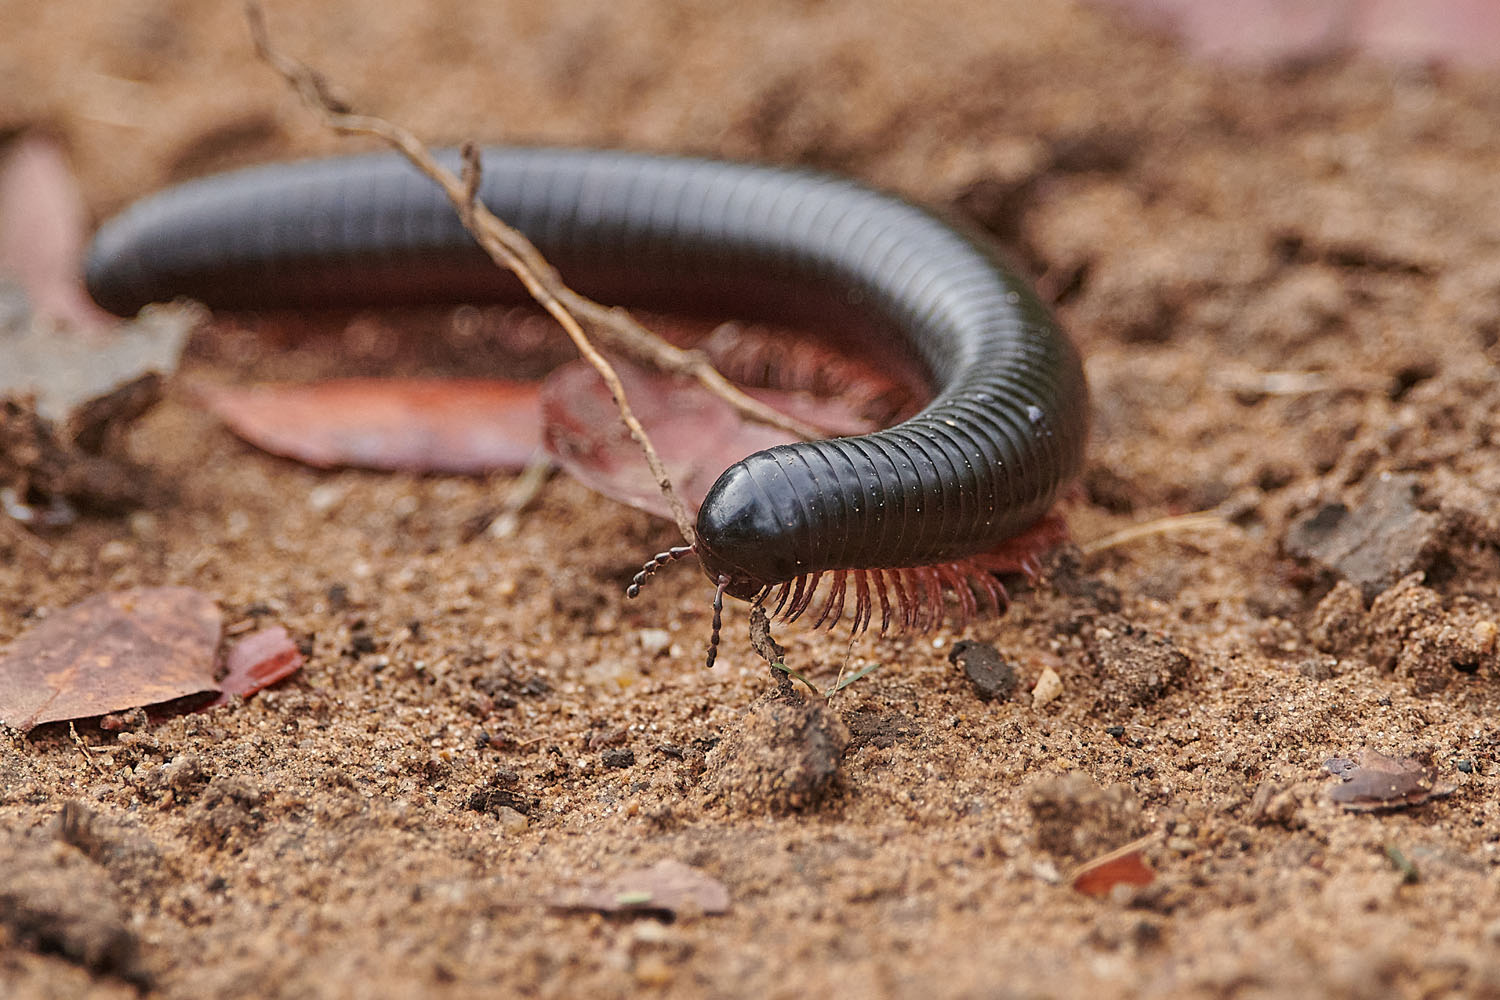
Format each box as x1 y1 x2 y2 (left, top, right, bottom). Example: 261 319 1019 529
246 2 829 543
1080 511 1232 557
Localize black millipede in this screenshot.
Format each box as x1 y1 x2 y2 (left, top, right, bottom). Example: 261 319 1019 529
84 148 1089 665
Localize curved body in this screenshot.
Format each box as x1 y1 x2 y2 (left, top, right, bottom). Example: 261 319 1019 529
86 148 1088 604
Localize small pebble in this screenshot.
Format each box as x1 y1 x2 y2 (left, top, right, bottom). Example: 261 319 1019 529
602 748 636 769
494 806 529 834
1032 667 1064 709
638 628 672 657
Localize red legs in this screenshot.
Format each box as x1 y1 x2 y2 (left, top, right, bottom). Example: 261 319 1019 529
870 568 893 634
783 574 809 623
770 580 792 618
936 563 976 626
811 570 848 629
626 544 695 598
888 569 914 631
742 513 1069 650
785 570 823 624
705 574 729 668
852 570 872 636
965 561 1009 616
627 516 1064 667
910 566 942 632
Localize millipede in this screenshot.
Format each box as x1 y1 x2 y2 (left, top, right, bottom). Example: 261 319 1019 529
85 147 1089 666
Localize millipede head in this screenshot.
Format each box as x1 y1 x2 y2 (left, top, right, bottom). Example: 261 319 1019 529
625 544 696 598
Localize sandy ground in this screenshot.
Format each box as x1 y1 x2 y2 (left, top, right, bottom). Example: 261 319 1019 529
3 0 1500 997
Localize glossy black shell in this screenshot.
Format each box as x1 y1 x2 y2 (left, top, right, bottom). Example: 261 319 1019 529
84 148 1088 594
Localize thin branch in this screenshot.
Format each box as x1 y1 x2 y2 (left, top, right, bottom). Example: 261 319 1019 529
247 3 829 543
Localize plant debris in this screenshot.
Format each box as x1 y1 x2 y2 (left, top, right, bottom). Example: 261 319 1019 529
1070 835 1157 897
550 859 730 918
0 587 222 730
209 626 304 706
196 378 544 473
1324 750 1457 812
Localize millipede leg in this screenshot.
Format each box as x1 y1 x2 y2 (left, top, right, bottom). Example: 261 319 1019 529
813 570 847 630
851 570 872 636
770 580 792 619
870 568 893 635
786 570 823 624
706 575 729 669
912 566 942 631
626 544 696 598
968 565 1006 616
782 574 808 622
938 563 976 626
890 569 913 632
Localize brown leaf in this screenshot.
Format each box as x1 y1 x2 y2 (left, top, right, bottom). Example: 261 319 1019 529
196 378 542 473
541 358 876 518
1325 749 1457 812
550 859 730 917
0 587 222 730
1069 836 1157 897
209 626 303 706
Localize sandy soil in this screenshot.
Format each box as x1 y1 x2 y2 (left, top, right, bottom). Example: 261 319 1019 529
3 1 1500 997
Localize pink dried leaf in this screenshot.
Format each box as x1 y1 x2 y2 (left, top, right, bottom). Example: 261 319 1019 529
195 377 542 473
0 133 112 330
209 626 304 707
1091 0 1500 67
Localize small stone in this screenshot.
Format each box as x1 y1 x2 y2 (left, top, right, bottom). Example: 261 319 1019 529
1283 473 1442 600
637 629 672 657
494 806 529 834
1032 667 1064 709
948 640 1018 701
97 540 133 567
601 748 636 769
634 956 675 987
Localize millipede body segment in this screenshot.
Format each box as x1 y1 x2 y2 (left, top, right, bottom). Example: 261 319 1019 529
85 148 1089 653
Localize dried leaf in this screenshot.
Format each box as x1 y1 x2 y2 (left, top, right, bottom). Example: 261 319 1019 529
1070 836 1157 896
0 587 222 730
209 626 303 706
196 377 542 473
1091 0 1500 67
550 859 730 917
541 358 874 518
1325 749 1457 812
0 133 110 330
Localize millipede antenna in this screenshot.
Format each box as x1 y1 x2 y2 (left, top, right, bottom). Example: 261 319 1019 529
706 575 729 668
625 544 695 598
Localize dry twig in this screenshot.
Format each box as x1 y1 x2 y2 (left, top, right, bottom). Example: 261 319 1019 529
247 2 828 542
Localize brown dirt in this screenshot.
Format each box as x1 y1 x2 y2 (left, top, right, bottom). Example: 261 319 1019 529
4 1 1500 997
